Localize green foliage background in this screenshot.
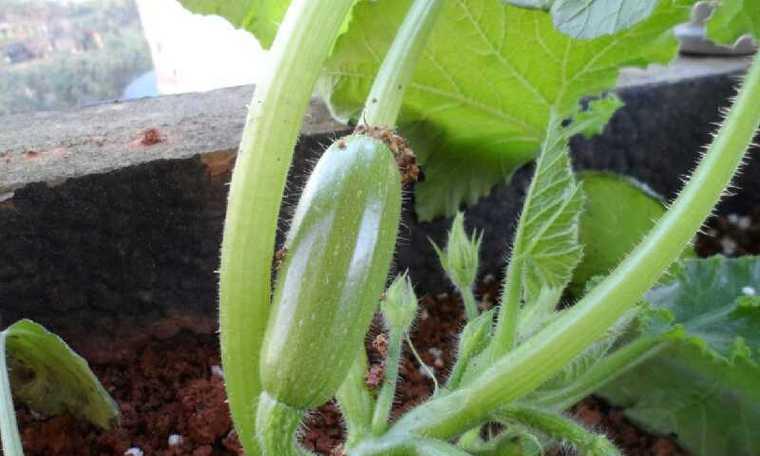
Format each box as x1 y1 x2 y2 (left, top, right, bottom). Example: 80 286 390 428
0 0 152 115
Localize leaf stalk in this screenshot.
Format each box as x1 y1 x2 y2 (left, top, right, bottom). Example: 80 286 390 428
374 50 760 442
218 0 356 453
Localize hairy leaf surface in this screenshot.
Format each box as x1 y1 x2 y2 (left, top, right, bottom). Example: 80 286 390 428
601 344 760 456
513 112 584 306
601 256 760 455
321 0 693 220
551 0 660 39
514 100 621 337
644 256 760 362
3 320 119 429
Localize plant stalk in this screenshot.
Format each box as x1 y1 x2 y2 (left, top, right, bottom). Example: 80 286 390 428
256 392 306 456
536 337 665 409
360 0 443 127
492 258 523 354
377 51 760 442
461 287 479 322
218 1 355 453
497 406 620 456
371 327 405 435
337 351 375 447
0 331 23 456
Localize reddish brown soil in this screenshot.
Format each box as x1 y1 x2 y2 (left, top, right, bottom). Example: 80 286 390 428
16 277 687 455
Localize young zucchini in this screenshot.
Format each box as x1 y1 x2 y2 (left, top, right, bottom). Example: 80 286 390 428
260 134 403 409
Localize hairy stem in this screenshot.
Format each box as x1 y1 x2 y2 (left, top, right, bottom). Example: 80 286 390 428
337 351 375 447
360 0 443 127
372 327 405 435
461 287 479 322
256 392 306 456
219 1 355 453
378 51 760 442
0 332 23 456
492 258 523 355
498 406 620 456
536 337 665 409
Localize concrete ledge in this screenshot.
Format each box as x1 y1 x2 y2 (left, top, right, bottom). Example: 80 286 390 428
0 56 757 357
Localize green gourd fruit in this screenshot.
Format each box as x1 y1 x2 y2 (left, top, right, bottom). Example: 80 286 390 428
260 133 403 409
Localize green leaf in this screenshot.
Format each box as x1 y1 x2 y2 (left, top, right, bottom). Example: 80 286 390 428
495 105 612 355
644 256 760 363
178 0 289 49
600 344 760 456
572 172 674 292
550 0 659 39
571 171 697 293
706 0 760 45
513 111 584 307
3 320 118 430
601 256 760 455
321 0 693 220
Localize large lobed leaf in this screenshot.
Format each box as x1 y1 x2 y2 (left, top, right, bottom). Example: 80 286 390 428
601 344 760 456
320 0 694 220
178 0 288 49
601 256 760 456
2 320 118 430
644 256 760 362
550 0 660 39
570 171 697 293
706 0 760 45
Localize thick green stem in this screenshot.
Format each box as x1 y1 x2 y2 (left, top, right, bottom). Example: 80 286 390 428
256 392 306 456
492 259 523 354
379 51 760 441
461 287 479 322
497 406 620 456
372 327 405 435
536 337 665 410
219 1 355 453
0 332 23 456
360 0 443 127
337 351 376 447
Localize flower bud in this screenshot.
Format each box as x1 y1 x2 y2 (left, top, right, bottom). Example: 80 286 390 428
381 272 418 331
433 212 483 291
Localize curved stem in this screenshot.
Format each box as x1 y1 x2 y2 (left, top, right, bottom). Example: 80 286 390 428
372 327 405 435
536 337 665 410
382 51 760 441
497 406 620 456
256 392 306 456
337 351 375 447
360 0 444 127
0 332 23 456
219 1 356 453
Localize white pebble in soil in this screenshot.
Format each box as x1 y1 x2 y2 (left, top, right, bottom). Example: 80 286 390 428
742 286 756 296
124 448 144 456
168 434 184 447
720 237 738 256
738 216 752 230
428 347 444 368
210 365 224 379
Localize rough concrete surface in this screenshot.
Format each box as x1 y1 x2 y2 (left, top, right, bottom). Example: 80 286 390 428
1 56 758 352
